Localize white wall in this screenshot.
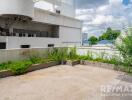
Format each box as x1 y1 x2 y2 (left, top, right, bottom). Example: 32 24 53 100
34 8 82 29
34 0 75 18
0 48 50 63
0 0 34 19
0 24 82 49
59 26 81 47
5 25 82 49
6 37 61 49
60 3 75 18
77 46 119 59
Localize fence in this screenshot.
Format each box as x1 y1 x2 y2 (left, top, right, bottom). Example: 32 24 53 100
77 46 120 58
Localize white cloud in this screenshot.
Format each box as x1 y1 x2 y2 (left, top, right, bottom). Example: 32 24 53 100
109 0 122 5
76 0 132 37
92 15 114 25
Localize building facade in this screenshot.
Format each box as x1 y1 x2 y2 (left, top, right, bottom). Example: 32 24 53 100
0 0 82 49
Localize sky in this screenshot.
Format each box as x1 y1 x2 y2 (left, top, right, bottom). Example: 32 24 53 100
76 0 132 37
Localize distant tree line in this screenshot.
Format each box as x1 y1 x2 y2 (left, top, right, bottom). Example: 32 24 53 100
88 27 121 45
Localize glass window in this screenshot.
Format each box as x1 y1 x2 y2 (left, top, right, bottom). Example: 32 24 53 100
0 42 6 49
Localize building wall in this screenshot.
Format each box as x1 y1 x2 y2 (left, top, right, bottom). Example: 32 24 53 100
1 27 81 49
0 48 50 63
0 18 6 27
0 8 82 49
12 21 54 34
0 36 6 42
5 37 61 49
5 24 82 49
34 8 82 29
0 0 34 19
59 3 75 18
35 0 75 18
59 26 81 47
4 25 81 49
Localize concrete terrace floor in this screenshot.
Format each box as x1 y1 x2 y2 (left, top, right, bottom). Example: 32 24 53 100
0 65 132 100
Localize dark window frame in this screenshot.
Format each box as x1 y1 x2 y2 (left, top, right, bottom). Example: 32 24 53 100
48 44 54 47
21 45 30 48
0 42 6 49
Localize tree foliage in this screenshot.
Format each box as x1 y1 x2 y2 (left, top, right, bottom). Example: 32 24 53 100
88 36 98 45
99 27 120 41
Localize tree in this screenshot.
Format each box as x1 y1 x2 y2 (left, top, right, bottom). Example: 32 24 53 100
88 36 98 45
99 27 120 41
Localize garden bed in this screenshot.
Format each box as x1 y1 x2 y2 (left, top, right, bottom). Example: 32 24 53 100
0 61 59 78
0 70 14 78
66 60 80 66
0 59 131 78
80 60 132 73
26 61 60 72
80 60 115 70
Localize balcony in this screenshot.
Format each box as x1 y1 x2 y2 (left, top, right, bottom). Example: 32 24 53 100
0 25 59 38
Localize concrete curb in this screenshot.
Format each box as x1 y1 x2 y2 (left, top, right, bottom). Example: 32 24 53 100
0 70 14 78
66 60 80 66
80 60 115 70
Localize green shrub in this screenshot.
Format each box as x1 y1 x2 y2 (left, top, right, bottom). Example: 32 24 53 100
116 28 132 67
78 55 90 60
48 48 68 63
10 60 32 75
78 51 93 61
103 58 120 65
29 56 43 64
68 47 78 60
0 61 12 71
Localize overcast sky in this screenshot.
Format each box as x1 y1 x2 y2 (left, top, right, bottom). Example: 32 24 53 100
76 0 132 37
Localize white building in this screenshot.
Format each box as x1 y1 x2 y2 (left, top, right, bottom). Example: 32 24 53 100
0 0 82 49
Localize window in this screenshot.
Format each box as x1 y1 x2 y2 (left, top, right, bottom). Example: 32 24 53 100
0 42 6 49
19 33 22 37
48 44 54 47
21 45 30 48
56 10 60 14
23 33 26 37
28 34 34 37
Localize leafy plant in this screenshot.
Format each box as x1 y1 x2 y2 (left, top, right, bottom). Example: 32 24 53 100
68 47 78 60
0 61 12 71
48 48 68 64
116 27 132 66
78 51 93 60
10 60 32 75
29 56 43 64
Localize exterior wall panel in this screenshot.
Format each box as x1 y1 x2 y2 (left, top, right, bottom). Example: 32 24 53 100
5 37 61 49
0 0 34 18
34 8 82 29
59 26 81 47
